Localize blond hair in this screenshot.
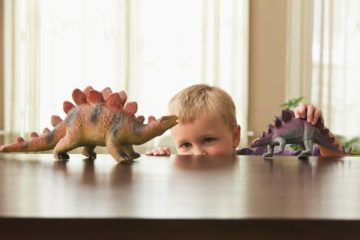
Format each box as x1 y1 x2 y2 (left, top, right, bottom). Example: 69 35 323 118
168 84 237 130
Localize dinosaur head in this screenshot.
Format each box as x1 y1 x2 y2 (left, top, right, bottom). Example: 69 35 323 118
144 115 178 131
158 115 179 131
131 115 178 145
250 133 273 148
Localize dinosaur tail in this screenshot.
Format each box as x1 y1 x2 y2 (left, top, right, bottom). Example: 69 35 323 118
314 129 344 154
0 121 66 153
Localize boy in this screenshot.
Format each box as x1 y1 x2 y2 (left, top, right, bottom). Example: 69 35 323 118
145 84 343 156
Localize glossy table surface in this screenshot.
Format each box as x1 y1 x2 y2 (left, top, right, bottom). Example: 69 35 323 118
0 153 360 219
1 153 360 239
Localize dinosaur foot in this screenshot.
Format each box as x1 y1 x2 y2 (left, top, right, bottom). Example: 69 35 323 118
117 152 141 165
263 152 273 158
57 153 70 161
132 152 141 159
82 147 97 160
119 152 136 164
298 151 311 160
120 151 141 160
85 153 97 160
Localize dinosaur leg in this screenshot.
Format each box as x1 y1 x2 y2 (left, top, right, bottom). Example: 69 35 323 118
263 145 275 158
117 145 141 164
53 136 79 161
299 139 313 159
121 145 141 160
106 141 125 162
82 146 97 159
106 138 134 163
276 138 286 154
299 143 306 150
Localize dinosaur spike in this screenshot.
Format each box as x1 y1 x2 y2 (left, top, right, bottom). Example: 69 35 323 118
72 88 87 105
51 115 62 127
105 93 123 109
148 116 156 124
136 115 145 123
83 86 94 104
63 101 76 114
327 136 335 144
118 91 127 103
101 87 112 100
282 109 293 123
275 117 282 128
88 90 104 104
124 102 138 115
43 128 50 134
31 132 39 138
262 131 266 137
83 86 94 98
16 137 25 143
268 128 273 134
321 128 329 135
315 120 324 129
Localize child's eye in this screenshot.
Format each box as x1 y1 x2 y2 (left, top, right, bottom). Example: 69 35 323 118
180 142 192 149
203 137 216 144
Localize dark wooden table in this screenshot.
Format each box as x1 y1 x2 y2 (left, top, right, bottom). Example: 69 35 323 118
1 153 360 239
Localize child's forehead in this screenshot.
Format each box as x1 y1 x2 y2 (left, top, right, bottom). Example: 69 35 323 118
179 112 224 124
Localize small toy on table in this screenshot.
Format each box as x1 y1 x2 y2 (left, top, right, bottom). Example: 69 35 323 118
0 86 178 163
250 109 347 159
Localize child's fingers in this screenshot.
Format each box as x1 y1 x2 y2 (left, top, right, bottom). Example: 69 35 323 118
156 147 171 156
312 108 324 125
294 103 307 119
294 103 324 126
145 150 155 156
155 148 165 155
164 147 171 155
306 104 315 124
145 147 171 156
306 105 324 125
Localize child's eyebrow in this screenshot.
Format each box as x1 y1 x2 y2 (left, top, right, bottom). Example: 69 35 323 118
176 139 190 145
200 133 217 138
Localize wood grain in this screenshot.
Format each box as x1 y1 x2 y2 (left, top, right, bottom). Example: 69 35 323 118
0 153 360 239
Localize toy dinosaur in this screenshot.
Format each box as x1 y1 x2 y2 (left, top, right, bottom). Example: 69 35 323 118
250 108 347 159
0 86 178 163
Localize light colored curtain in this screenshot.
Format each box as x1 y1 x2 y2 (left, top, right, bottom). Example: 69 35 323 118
4 0 41 141
285 0 313 102
286 0 360 139
3 0 249 152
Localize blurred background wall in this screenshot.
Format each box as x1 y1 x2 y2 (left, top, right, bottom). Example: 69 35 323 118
0 0 4 144
249 0 287 140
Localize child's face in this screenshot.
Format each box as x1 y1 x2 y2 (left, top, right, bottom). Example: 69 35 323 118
171 115 240 155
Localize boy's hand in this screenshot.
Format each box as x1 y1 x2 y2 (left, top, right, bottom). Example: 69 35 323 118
293 103 345 156
293 103 324 125
145 147 171 156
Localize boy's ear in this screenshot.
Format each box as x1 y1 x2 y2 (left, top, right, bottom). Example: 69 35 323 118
232 125 241 149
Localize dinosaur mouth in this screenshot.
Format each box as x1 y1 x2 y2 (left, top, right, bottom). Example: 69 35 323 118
159 115 179 129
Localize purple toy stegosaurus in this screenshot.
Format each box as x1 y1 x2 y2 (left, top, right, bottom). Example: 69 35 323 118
250 108 348 159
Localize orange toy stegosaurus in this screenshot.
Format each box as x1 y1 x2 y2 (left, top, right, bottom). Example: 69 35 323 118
0 86 178 163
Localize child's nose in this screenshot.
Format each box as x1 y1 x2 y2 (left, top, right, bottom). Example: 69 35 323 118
192 146 207 155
